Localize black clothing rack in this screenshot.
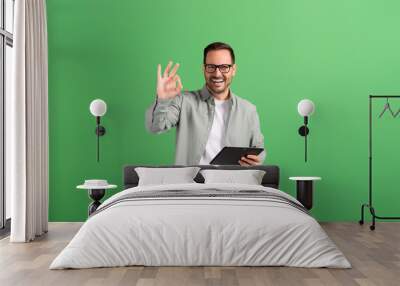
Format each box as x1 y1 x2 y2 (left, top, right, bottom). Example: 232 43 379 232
359 95 400 230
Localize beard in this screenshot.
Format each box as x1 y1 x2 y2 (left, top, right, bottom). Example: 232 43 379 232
206 77 231 95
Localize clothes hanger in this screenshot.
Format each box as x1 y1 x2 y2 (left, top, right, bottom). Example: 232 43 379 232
392 108 400 118
379 98 396 118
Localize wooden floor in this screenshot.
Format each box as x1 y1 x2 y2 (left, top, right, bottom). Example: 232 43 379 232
0 222 399 286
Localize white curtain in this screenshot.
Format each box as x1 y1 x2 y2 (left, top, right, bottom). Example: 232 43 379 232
8 0 49 242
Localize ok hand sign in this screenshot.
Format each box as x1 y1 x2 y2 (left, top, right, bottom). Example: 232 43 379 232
157 61 183 100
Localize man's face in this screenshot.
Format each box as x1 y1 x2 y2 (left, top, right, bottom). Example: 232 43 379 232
203 49 236 95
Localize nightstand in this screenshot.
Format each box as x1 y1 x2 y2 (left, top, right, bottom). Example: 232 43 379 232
289 177 321 210
77 180 117 216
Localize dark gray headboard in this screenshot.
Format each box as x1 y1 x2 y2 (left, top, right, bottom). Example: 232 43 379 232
123 165 280 189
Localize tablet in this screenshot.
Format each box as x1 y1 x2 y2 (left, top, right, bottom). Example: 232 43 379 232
209 147 264 165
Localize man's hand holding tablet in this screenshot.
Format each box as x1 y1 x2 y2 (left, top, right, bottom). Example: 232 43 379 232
239 154 261 166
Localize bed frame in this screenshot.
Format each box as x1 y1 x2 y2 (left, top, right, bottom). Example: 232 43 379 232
123 165 280 189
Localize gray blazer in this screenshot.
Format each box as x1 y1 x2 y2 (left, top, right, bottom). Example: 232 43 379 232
145 85 265 165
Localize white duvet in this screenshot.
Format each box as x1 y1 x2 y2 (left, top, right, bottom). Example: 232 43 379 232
50 183 351 269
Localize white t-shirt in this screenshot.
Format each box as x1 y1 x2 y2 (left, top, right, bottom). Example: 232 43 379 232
199 99 230 164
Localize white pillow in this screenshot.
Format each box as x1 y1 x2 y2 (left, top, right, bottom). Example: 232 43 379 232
200 169 266 185
135 167 200 186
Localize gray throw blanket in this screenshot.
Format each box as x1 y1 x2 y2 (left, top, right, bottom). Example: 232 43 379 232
91 189 309 217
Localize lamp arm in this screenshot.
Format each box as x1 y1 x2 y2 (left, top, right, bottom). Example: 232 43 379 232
96 116 100 162
305 128 307 162
304 116 308 162
97 128 100 162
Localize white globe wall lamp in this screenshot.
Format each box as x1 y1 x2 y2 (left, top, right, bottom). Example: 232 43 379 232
297 99 315 162
89 99 107 162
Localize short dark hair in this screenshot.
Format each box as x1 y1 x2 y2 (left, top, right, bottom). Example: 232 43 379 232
203 42 235 64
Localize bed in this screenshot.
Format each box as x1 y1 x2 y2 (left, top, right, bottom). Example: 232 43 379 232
50 165 351 269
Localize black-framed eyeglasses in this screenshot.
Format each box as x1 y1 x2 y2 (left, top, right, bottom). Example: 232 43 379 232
204 64 233 73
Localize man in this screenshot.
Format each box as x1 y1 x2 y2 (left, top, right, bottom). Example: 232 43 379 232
146 42 265 166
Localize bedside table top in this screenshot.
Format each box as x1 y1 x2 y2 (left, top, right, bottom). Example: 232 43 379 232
289 176 321 181
77 179 117 190
77 184 117 190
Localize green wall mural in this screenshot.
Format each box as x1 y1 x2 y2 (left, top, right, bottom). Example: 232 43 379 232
47 0 400 221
